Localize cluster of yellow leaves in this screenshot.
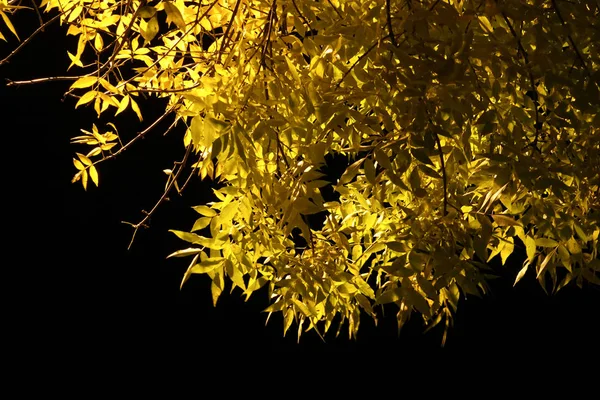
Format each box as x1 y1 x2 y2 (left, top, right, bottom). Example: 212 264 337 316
10 0 598 340
70 123 119 189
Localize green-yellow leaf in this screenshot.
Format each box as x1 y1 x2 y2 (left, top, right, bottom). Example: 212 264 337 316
211 281 222 306
492 215 522 227
525 236 536 262
411 148 434 166
535 238 558 248
138 5 157 19
164 2 186 31
142 16 159 42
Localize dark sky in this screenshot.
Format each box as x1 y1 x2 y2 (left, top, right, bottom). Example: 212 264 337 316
3 10 598 356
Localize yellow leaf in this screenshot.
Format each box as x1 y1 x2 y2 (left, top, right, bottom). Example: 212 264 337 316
115 95 130 116
129 96 143 121
525 236 536 262
71 170 82 183
138 6 157 19
141 16 159 42
164 2 186 31
75 91 97 108
71 76 98 90
99 78 119 94
211 281 222 306
89 165 99 186
514 261 529 286
94 33 104 51
478 16 493 33
73 158 85 170
87 147 102 157
0 11 19 40
77 153 92 166
81 168 88 190
67 51 84 69
535 238 558 248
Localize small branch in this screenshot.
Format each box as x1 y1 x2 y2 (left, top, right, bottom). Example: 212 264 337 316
433 132 448 216
31 0 44 29
124 144 192 249
126 81 202 93
100 0 144 79
291 0 312 33
386 0 398 47
218 0 243 56
502 13 541 152
0 11 62 66
326 0 343 20
550 0 591 77
335 35 390 88
93 102 179 167
5 75 81 86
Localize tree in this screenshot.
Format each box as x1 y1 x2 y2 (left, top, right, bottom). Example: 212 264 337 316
2 0 598 343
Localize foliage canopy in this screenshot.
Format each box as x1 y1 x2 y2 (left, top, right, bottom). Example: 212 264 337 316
2 0 599 342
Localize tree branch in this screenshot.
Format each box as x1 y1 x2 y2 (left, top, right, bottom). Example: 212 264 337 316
386 0 398 47
0 11 62 66
5 75 81 86
434 132 448 216
550 0 591 77
123 143 192 249
502 13 542 152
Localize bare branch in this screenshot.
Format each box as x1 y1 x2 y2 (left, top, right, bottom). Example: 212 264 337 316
550 0 591 77
124 143 192 249
0 12 62 66
386 0 398 47
434 132 448 216
93 101 180 167
5 75 81 86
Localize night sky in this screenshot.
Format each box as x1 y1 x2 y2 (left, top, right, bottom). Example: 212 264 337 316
3 9 598 356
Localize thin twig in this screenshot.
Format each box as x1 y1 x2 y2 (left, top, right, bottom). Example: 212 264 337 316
126 81 202 93
5 75 81 86
335 35 390 88
386 0 398 47
291 0 312 33
326 0 343 20
0 12 62 66
433 132 448 216
93 102 180 167
550 0 591 77
123 144 192 249
502 13 541 151
218 0 243 56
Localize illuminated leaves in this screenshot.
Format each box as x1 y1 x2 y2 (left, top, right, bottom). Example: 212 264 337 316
15 0 597 341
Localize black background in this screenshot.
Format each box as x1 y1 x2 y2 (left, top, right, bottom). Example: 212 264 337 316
2 11 597 357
